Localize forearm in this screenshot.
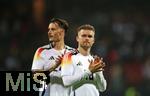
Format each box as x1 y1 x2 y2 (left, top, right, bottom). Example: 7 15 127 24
95 71 107 92
49 71 62 83
48 64 59 73
62 69 91 87
49 70 61 78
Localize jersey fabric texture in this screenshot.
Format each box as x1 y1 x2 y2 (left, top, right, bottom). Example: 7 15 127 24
32 44 75 96
61 52 107 96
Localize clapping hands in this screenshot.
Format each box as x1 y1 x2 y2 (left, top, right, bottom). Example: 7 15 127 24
48 54 64 72
88 55 105 73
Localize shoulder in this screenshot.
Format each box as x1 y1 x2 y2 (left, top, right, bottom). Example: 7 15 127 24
41 44 52 50
35 44 52 55
63 51 79 62
65 45 74 51
65 45 79 55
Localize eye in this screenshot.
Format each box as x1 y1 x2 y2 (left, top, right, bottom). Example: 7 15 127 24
81 34 87 37
88 35 92 38
48 28 56 32
51 28 55 31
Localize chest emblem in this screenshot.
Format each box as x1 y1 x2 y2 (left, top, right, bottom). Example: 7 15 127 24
49 56 55 60
77 61 82 66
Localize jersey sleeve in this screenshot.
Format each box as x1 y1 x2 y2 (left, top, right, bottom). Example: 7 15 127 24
61 53 92 87
94 71 107 92
31 48 45 70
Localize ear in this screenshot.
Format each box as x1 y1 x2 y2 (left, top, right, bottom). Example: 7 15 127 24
60 29 64 35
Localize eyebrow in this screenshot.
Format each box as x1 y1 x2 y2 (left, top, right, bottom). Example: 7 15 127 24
81 34 93 37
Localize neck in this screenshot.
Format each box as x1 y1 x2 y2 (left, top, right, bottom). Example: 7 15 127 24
53 40 65 50
78 46 91 56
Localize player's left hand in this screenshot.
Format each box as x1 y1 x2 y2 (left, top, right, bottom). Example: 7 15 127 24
93 55 105 71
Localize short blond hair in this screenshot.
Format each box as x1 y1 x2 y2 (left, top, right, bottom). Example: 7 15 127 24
76 24 95 34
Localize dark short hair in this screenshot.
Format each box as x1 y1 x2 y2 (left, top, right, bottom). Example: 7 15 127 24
50 18 69 32
77 24 95 33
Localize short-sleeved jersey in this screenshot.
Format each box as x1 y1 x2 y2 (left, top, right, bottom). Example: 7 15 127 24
32 44 75 96
61 52 106 96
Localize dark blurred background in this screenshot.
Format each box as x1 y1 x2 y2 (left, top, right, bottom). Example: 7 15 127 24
0 0 150 96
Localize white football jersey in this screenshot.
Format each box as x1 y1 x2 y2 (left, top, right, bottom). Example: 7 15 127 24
61 52 107 96
32 44 75 96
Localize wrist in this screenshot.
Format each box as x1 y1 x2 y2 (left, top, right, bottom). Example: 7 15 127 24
84 69 92 75
83 69 94 80
48 66 55 73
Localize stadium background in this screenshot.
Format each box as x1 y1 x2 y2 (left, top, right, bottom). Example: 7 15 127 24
0 0 150 96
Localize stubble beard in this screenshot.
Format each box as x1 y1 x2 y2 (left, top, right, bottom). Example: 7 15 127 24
81 44 91 50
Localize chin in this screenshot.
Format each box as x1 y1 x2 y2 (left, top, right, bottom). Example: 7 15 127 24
82 46 91 49
84 44 91 47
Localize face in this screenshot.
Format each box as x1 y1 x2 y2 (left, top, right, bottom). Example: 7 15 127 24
48 22 64 42
76 29 95 49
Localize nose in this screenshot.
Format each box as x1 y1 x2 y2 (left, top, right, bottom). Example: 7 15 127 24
84 38 89 43
48 31 53 38
48 30 52 35
85 36 90 41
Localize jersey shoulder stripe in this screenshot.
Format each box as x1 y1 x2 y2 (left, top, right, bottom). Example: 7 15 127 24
65 46 78 55
34 44 51 60
34 47 45 60
65 45 74 50
61 52 73 68
61 49 79 68
41 44 52 50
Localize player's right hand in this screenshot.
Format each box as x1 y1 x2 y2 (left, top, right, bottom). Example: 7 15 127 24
48 54 63 72
55 54 63 67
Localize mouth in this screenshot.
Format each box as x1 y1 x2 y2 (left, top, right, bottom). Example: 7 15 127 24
83 41 90 44
49 35 53 38
83 43 90 46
